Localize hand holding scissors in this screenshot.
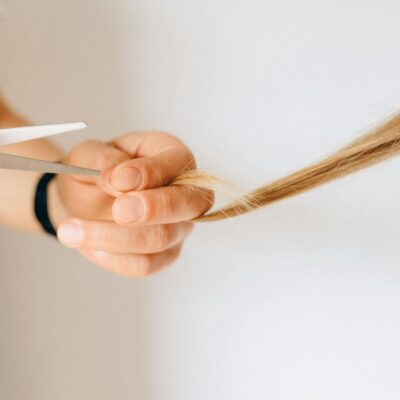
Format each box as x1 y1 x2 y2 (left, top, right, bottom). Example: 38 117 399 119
0 122 213 277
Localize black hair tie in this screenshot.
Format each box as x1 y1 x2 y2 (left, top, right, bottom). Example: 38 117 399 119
34 173 57 237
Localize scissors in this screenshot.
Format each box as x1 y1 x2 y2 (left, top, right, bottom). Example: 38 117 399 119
0 122 100 176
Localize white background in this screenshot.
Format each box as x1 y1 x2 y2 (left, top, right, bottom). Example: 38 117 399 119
1 0 400 398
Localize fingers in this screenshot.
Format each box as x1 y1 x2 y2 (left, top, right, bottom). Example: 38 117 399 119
112 185 214 226
57 141 132 215
57 217 191 277
57 219 193 254
102 132 195 192
107 147 195 192
114 131 186 157
56 132 203 278
79 245 182 277
63 139 130 186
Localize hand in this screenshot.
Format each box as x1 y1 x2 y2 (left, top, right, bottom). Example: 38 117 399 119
53 131 213 277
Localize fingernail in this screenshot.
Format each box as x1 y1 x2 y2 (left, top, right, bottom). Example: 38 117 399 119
112 167 142 191
58 222 84 246
115 196 144 223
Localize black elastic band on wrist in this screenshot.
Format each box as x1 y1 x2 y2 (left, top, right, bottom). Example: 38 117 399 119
34 173 57 237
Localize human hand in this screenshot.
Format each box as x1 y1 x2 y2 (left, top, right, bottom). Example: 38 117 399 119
53 131 213 277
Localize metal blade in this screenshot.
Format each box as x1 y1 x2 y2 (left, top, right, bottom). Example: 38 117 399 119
0 153 100 177
0 122 87 145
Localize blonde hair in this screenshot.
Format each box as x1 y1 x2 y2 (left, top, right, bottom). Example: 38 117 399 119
173 112 400 222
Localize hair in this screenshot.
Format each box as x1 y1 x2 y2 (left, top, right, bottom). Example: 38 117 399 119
172 112 400 222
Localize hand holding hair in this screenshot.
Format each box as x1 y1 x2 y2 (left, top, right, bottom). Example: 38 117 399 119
3 95 399 278
54 132 213 277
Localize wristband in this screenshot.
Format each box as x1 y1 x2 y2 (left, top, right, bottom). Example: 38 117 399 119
34 173 57 237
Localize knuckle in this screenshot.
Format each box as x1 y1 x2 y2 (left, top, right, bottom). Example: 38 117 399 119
66 140 99 162
152 132 192 155
93 227 113 248
140 195 156 223
183 222 194 235
134 255 154 276
96 147 126 170
164 246 182 267
171 247 182 263
148 132 183 153
151 224 175 250
142 192 174 222
83 223 114 249
182 148 196 170
159 192 174 215
154 131 181 143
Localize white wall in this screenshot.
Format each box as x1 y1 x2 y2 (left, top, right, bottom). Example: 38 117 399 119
1 0 400 398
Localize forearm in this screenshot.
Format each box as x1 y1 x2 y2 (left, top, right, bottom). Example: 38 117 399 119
0 100 65 233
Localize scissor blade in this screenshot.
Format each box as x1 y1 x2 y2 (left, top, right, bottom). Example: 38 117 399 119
0 122 87 145
0 153 100 177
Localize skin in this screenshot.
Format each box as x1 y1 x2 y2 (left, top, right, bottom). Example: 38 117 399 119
0 96 213 277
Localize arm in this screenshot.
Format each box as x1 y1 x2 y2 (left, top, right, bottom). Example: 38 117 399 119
0 96 213 277
0 97 64 233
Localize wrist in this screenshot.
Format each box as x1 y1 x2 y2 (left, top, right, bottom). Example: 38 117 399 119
48 175 71 231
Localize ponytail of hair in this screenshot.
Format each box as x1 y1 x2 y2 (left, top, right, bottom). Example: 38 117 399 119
172 113 400 222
